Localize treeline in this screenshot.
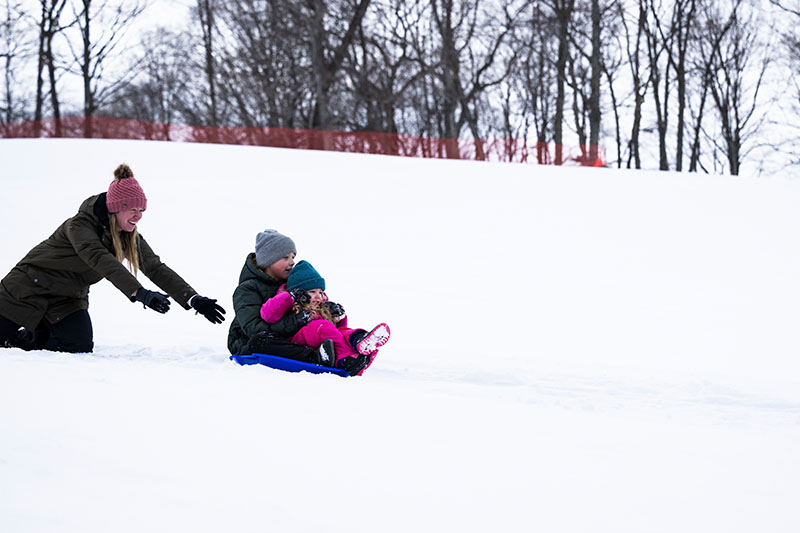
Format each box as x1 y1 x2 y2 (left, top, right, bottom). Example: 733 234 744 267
2 0 799 173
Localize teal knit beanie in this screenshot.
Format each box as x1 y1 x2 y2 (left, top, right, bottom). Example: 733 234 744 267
287 260 325 291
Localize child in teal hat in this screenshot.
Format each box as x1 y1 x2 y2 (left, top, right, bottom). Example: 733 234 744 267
260 260 390 376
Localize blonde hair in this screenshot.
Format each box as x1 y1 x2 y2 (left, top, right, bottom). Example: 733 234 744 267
110 214 140 277
293 301 335 323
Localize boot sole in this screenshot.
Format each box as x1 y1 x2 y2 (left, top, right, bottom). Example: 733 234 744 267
356 323 390 355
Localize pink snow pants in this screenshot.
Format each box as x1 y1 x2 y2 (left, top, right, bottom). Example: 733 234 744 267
291 319 359 363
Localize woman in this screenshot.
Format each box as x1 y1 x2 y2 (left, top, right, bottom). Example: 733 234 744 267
0 163 225 353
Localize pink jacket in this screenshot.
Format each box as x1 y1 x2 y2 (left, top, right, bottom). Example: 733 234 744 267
259 286 295 323
259 285 363 366
259 285 349 328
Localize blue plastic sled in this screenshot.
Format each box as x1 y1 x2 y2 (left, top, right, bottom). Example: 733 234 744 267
230 353 350 378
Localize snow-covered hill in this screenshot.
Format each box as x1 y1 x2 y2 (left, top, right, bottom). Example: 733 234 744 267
2 138 799 532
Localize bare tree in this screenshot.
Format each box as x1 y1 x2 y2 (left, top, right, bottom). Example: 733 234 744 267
660 0 699 171
208 0 371 146
512 0 558 163
686 1 739 172
567 0 622 165
566 39 589 154
643 0 672 170
105 27 194 140
596 3 626 168
1 0 29 130
642 0 702 171
33 0 70 136
429 0 467 157
65 0 148 137
212 0 312 131
456 3 520 159
426 0 521 159
344 0 424 138
615 0 649 168
768 0 800 167
507 0 565 163
303 0 371 146
588 0 601 162
703 0 770 175
549 0 576 164
196 0 218 127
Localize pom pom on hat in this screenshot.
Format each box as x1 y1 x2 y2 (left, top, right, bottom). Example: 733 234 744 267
106 164 147 213
255 229 296 268
288 260 325 291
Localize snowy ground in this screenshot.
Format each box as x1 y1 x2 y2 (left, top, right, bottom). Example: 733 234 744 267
1 138 800 532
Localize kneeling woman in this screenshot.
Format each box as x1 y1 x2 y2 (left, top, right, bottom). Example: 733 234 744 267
0 164 225 353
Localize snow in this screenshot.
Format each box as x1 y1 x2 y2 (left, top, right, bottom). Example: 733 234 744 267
1 138 800 532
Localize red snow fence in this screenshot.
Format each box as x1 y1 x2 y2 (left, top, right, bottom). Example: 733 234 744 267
1 116 606 167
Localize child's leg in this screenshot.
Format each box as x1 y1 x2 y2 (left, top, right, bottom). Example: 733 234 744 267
244 332 318 362
292 319 358 362
338 327 360 350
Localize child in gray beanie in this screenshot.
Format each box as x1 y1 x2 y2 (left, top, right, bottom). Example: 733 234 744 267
228 229 334 366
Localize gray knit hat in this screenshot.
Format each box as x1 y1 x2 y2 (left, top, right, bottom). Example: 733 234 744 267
255 229 296 268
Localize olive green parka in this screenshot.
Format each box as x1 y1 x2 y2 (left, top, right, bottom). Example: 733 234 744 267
227 253 306 355
0 193 196 330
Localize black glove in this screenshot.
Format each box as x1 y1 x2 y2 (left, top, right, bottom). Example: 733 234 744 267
191 295 226 324
289 288 310 305
321 301 346 321
135 288 171 314
296 309 312 326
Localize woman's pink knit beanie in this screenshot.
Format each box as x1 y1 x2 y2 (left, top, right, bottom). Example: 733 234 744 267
106 164 147 213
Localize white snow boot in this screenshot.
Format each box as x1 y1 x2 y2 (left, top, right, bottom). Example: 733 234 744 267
355 323 390 355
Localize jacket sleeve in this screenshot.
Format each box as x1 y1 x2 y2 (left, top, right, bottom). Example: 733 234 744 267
234 281 304 339
66 214 142 298
260 291 294 323
137 235 196 309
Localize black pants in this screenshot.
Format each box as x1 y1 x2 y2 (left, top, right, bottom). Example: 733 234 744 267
0 310 94 353
244 332 317 363
0 313 19 347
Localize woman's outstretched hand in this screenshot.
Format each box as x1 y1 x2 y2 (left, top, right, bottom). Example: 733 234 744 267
135 288 171 314
191 295 226 324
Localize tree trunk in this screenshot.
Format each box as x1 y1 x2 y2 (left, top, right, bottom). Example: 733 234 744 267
305 0 371 149
553 0 574 165
432 0 462 159
46 35 61 136
34 2 46 136
588 0 601 163
198 0 218 127
81 0 93 138
671 0 697 172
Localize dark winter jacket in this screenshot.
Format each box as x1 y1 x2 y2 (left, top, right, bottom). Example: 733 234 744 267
0 193 197 330
227 253 307 355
